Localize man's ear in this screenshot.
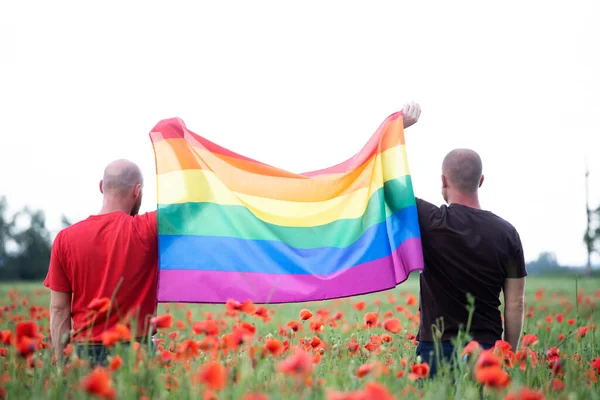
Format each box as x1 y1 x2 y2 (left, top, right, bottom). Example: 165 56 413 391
441 174 449 188
479 175 485 188
134 183 142 198
99 180 103 194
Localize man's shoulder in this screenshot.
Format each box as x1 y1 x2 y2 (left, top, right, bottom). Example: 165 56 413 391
137 210 157 219
132 211 158 238
415 197 441 213
483 210 520 235
57 211 158 247
133 210 157 226
447 203 522 242
415 197 437 206
57 211 155 236
54 217 91 240
479 210 523 249
50 219 89 252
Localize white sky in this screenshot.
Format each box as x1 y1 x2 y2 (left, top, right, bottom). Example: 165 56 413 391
1 1 599 266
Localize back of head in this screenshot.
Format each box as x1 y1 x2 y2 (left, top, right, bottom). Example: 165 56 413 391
102 159 143 194
442 148 483 194
100 159 144 215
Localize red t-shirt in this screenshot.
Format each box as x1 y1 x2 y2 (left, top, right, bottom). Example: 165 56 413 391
43 211 158 342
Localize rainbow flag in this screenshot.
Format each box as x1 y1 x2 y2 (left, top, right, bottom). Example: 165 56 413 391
149 112 424 304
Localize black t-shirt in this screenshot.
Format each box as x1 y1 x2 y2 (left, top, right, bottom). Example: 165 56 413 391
415 198 526 345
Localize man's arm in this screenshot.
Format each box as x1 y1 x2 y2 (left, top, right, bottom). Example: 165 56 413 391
43 231 73 360
502 230 527 350
50 290 72 361
502 277 525 350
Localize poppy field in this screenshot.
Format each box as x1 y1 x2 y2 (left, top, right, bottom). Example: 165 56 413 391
0 275 599 400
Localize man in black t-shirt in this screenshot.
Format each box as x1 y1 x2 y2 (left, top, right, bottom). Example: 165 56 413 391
401 103 527 378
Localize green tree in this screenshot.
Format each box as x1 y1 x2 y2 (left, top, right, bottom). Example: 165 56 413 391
526 251 562 274
9 207 52 280
0 198 53 281
535 251 559 267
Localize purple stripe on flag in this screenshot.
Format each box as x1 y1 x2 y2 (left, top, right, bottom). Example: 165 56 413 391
157 237 423 303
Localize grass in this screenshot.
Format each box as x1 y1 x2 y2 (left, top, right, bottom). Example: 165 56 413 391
0 274 599 399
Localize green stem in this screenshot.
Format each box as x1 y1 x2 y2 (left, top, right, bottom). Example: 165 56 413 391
103 276 124 333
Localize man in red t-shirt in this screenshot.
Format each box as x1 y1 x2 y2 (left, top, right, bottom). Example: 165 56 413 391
44 159 158 364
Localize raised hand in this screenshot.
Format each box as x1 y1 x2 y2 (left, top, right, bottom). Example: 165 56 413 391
402 102 421 129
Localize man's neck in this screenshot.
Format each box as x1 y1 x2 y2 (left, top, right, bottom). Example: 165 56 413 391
99 197 131 215
98 207 128 215
447 193 481 210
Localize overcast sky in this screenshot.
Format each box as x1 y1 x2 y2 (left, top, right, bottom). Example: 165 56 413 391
1 1 599 266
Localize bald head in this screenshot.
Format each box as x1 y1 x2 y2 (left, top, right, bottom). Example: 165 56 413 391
101 159 143 195
442 149 483 194
99 159 144 216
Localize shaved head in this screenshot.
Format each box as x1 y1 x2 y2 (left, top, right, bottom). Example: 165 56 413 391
100 159 144 216
102 159 143 194
442 149 483 194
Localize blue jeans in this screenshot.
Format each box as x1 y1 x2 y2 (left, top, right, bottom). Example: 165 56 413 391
415 341 494 378
76 340 155 367
76 343 112 367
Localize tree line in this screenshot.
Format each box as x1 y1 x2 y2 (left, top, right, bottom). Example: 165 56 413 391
0 195 599 281
0 196 70 281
